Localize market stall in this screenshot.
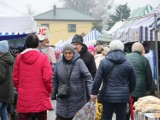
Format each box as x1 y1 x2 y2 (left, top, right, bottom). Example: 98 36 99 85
112 4 154 43
134 96 160 120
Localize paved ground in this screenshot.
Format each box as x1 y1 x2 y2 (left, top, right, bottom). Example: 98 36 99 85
47 100 56 120
47 100 117 120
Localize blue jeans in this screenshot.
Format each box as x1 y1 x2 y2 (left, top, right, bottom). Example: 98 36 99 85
101 102 127 120
0 102 9 120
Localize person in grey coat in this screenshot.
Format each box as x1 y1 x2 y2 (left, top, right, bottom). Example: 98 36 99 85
51 44 93 120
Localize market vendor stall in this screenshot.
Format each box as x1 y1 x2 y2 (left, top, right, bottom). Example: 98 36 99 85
134 96 160 120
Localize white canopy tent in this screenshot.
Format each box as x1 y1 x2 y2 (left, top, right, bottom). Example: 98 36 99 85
107 21 125 34
0 16 36 41
0 17 36 33
0 3 36 41
97 21 124 42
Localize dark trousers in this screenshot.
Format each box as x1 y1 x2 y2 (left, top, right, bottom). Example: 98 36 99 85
56 116 73 120
102 102 127 120
18 111 47 120
125 97 138 120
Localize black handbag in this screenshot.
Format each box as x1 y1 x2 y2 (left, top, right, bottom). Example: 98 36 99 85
57 62 75 98
98 64 117 103
57 84 70 98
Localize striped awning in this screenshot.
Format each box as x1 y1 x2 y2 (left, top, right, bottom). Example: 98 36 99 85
113 4 160 43
83 29 100 43
55 40 66 51
55 29 101 51
83 29 100 45
0 32 30 41
139 17 160 42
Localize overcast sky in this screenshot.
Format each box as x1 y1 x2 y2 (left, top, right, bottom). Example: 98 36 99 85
0 0 160 16
115 0 160 10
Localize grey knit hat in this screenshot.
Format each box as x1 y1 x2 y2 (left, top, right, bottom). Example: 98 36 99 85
132 42 144 53
62 44 75 53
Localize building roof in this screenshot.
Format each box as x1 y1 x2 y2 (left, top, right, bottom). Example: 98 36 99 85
34 8 100 21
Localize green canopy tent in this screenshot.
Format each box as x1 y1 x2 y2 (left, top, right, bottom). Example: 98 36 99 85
96 33 112 45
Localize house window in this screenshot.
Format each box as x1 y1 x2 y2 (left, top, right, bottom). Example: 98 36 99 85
41 24 49 29
68 24 76 32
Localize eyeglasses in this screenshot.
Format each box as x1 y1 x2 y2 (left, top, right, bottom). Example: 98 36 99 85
64 52 73 55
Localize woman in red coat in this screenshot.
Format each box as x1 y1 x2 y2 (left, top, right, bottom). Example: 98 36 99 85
12 34 52 120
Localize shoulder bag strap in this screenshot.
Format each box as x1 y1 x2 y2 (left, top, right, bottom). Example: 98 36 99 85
67 58 79 86
101 64 117 91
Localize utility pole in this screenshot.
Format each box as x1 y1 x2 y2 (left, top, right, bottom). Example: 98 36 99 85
120 7 122 20
154 13 159 97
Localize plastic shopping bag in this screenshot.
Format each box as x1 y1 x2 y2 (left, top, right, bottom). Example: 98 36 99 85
73 101 96 120
95 100 102 120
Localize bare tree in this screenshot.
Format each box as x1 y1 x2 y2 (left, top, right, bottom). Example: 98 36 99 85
107 3 131 29
26 4 37 16
62 0 114 22
62 0 95 14
91 0 115 22
62 0 115 32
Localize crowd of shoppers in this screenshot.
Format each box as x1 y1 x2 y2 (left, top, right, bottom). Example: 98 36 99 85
0 33 155 120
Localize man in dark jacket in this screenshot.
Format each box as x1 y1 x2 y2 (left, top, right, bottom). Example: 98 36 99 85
0 40 14 120
127 42 152 99
91 40 136 120
126 42 152 120
71 34 97 79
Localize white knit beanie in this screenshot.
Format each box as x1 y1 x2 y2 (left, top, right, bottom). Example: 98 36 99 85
0 40 9 53
109 40 124 51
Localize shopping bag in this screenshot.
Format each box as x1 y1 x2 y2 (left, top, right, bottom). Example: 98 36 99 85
95 100 102 120
73 101 96 120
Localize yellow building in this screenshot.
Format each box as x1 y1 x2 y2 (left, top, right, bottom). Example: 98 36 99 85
34 6 101 45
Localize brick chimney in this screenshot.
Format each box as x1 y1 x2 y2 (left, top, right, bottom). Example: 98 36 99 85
53 5 56 15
